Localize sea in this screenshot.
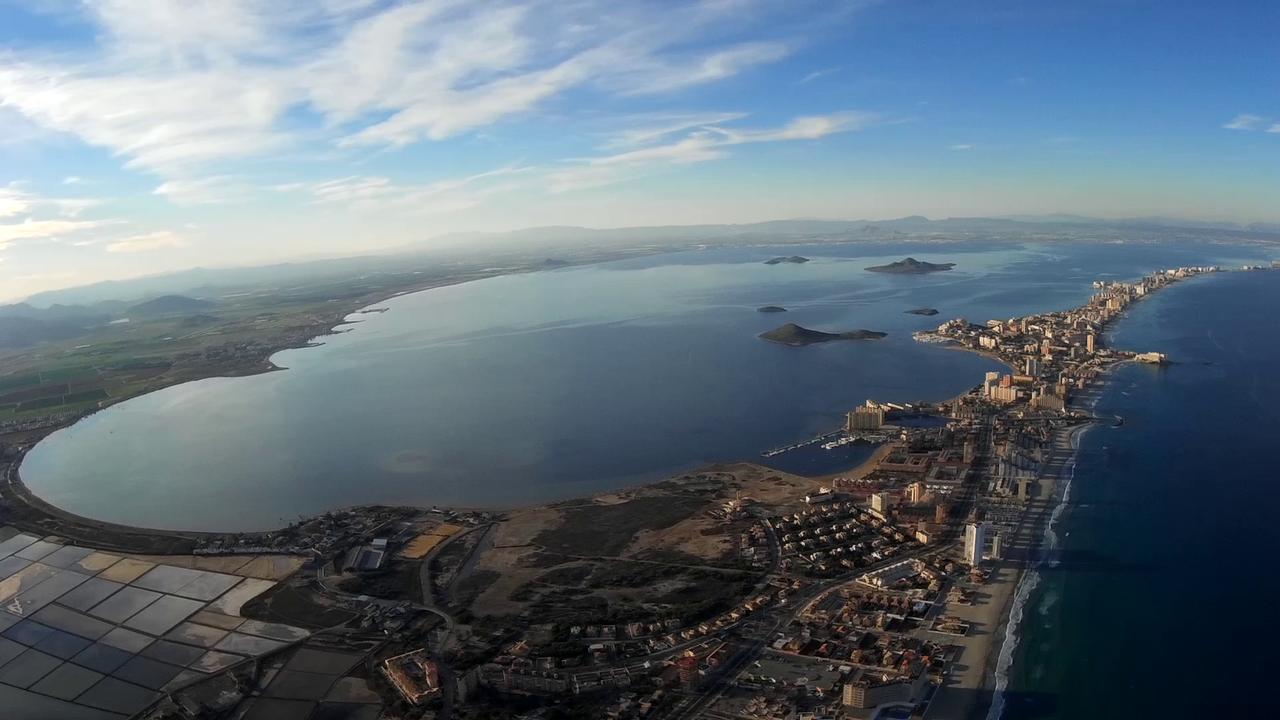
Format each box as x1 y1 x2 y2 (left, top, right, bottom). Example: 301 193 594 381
995 267 1280 719
18 240 1277 539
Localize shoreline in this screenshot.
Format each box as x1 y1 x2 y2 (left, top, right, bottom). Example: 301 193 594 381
971 377 1109 720
978 419 1090 720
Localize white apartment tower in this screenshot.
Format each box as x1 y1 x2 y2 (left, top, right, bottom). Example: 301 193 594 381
964 522 989 566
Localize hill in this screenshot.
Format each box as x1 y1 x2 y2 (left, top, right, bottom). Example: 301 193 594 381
128 295 215 317
758 323 886 346
865 257 955 274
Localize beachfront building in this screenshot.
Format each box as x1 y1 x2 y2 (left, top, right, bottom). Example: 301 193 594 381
964 522 989 566
847 403 885 431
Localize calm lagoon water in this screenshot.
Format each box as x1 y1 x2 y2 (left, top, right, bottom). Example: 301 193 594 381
20 240 1275 531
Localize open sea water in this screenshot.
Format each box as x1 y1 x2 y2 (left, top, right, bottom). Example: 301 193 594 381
1000 268 1280 719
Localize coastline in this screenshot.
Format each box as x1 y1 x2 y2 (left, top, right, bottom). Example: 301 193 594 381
971 382 1104 720
1 261 1234 629
966 274 1228 718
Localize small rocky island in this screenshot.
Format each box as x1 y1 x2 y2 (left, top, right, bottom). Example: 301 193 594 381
757 306 788 313
866 257 955 274
906 307 939 316
759 323 886 346
764 255 810 265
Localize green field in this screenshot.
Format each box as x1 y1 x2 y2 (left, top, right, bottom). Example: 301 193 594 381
13 388 109 412
0 373 40 392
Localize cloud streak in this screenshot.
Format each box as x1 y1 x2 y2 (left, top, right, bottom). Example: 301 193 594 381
549 112 875 192
104 230 189 253
1223 113 1265 130
294 165 531 215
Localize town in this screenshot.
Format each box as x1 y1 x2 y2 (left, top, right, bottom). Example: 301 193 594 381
0 265 1227 720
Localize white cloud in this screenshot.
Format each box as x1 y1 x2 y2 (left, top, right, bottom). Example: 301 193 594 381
63 176 82 185
299 165 530 215
154 176 247 205
1268 123 1280 134
0 186 32 218
0 185 110 251
796 67 839 85
0 0 817 189
104 230 189 253
549 112 873 192
616 41 790 95
1223 113 1264 130
949 143 974 151
0 217 110 250
50 198 103 217
600 112 749 150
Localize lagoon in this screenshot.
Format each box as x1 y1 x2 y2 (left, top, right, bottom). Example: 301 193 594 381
19 240 1272 531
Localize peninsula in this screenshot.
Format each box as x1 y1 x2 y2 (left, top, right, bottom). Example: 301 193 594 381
759 322 886 346
764 255 810 265
866 257 955 274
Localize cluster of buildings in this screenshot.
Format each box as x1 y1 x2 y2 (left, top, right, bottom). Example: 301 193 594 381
924 267 1217 413
775 501 917 577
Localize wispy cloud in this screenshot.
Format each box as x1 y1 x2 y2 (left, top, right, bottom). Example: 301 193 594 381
0 0 823 190
615 42 790 95
1223 113 1265 130
796 67 839 85
0 186 32 219
104 230 189 253
294 165 530 215
0 184 111 251
0 217 111 250
549 112 875 192
1268 123 1280 134
154 176 247 206
599 112 750 150
949 143 974 151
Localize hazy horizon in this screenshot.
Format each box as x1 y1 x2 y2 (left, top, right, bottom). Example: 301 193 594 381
3 0 1279 298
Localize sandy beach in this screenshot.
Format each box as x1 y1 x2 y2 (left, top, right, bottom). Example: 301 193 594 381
922 418 1089 720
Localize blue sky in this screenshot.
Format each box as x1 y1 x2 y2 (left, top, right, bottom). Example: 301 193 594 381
0 0 1277 299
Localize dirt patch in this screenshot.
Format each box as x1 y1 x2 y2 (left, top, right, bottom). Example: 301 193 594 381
625 516 731 563
535 495 711 558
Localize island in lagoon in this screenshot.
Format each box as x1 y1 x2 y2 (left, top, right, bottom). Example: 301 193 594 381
866 257 955 274
763 255 810 265
759 322 887 346
757 305 788 313
906 307 940 316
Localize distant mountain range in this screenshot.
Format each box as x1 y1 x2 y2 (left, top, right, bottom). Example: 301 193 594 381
17 214 1280 308
127 295 216 317
0 294 216 350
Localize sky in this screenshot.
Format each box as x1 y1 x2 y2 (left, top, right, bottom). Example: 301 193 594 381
0 0 1278 300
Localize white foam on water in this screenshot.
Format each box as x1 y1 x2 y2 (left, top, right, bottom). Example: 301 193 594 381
986 422 1086 720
